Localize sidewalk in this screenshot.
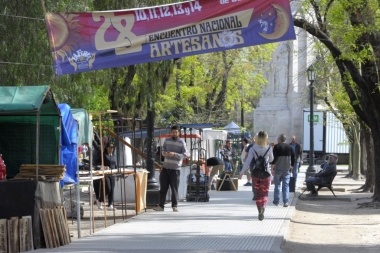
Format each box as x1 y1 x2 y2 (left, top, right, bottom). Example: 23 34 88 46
34 175 298 253
34 164 368 253
281 165 380 253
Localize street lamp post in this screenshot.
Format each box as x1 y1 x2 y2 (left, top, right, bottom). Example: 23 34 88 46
306 64 317 178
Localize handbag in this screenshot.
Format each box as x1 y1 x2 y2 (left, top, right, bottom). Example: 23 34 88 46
289 174 296 192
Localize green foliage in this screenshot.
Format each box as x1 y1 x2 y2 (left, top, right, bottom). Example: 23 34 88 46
1 0 275 128
155 44 275 124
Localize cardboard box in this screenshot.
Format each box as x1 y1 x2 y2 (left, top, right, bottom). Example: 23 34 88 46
216 178 238 191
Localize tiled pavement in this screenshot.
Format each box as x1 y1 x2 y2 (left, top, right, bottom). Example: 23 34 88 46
34 173 301 253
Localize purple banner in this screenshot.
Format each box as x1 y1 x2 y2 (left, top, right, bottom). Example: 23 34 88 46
45 0 296 75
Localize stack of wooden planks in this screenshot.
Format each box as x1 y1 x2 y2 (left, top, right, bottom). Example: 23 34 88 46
0 216 33 253
93 168 135 175
13 164 66 181
39 207 71 249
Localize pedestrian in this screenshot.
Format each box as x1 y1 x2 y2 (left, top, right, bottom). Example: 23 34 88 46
94 142 117 210
241 138 252 186
306 154 338 196
271 134 295 208
221 140 235 172
238 131 273 220
205 157 225 190
243 136 258 200
289 136 303 182
154 126 189 212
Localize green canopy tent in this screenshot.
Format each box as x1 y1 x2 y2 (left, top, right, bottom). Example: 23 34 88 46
0 85 61 179
71 108 93 149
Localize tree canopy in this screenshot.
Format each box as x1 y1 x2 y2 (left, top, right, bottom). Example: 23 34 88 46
293 0 380 201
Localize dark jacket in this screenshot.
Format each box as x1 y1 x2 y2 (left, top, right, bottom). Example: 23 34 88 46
271 142 295 169
289 142 302 162
315 162 337 184
103 152 117 169
95 150 118 173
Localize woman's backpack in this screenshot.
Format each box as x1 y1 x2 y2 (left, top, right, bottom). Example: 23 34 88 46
251 147 271 178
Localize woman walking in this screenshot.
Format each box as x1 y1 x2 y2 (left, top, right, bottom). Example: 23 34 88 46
239 131 273 220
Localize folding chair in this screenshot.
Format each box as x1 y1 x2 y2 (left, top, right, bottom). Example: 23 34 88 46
218 161 238 191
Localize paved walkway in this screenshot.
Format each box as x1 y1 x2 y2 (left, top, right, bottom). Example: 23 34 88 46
33 168 306 253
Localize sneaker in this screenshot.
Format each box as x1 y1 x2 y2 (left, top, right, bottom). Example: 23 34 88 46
244 182 252 186
97 201 104 210
172 207 178 212
107 205 117 210
283 203 289 207
273 201 278 206
153 206 164 211
258 208 265 221
307 192 318 197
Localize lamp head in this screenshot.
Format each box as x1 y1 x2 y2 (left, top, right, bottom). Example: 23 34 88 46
307 63 317 82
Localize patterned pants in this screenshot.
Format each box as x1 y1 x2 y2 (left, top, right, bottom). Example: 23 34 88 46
252 176 271 211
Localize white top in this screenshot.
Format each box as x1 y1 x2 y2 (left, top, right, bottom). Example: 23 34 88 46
240 144 274 175
241 144 249 165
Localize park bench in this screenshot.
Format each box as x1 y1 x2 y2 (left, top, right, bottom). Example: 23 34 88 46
299 171 338 198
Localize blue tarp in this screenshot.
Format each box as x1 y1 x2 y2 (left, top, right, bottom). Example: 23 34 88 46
58 103 78 186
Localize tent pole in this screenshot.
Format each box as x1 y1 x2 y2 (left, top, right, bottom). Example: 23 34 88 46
76 122 81 238
132 118 138 215
107 119 116 224
89 145 94 234
120 120 126 220
98 114 107 227
119 119 128 219
36 111 40 181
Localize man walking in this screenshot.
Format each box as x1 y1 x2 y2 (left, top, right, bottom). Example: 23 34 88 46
154 126 189 212
271 134 295 207
289 136 303 181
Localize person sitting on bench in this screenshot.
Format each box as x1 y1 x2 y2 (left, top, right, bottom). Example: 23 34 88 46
306 154 338 196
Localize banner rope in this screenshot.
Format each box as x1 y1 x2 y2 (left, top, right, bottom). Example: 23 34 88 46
0 14 44 21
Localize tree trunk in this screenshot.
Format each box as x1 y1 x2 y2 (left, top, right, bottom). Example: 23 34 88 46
352 123 361 180
146 63 159 191
371 130 380 201
361 127 375 192
360 125 368 176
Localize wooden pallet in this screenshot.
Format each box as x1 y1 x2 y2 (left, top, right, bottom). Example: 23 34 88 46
19 216 33 252
7 217 18 253
0 219 7 253
39 207 70 248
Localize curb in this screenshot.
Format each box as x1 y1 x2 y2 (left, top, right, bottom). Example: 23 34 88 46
270 191 298 253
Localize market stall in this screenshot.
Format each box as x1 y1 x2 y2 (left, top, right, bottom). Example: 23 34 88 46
0 85 63 249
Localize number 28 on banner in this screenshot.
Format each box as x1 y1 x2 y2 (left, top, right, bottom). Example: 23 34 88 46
135 1 202 21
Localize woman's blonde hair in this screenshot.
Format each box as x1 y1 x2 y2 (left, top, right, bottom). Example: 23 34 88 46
256 131 268 147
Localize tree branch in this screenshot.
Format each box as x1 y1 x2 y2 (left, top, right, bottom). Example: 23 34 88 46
293 18 369 125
